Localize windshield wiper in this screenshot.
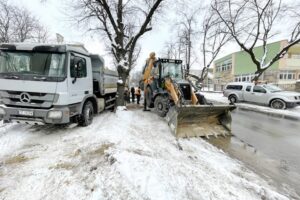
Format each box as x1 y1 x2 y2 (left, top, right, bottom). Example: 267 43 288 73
4 75 20 79
33 76 47 81
18 71 39 75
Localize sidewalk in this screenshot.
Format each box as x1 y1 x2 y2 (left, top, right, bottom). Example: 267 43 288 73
202 91 300 120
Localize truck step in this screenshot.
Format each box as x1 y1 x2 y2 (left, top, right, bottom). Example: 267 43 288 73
105 97 116 103
105 104 115 110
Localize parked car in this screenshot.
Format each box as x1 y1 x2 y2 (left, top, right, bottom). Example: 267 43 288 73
223 82 300 109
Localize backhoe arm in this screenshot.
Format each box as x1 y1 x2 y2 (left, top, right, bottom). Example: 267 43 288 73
143 52 156 83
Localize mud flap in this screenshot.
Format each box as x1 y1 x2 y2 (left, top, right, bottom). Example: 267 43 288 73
166 105 236 138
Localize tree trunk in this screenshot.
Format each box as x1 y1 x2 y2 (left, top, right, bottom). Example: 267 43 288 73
115 67 128 107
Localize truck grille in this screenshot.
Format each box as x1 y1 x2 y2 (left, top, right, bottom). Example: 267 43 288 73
0 90 55 108
7 91 47 97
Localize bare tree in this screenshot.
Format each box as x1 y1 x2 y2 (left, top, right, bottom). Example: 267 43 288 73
176 7 200 74
0 0 13 42
161 37 184 59
212 0 300 81
0 0 49 43
33 25 50 43
199 7 231 82
12 7 40 42
71 0 164 106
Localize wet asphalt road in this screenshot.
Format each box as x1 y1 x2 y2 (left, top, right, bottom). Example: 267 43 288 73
208 108 300 199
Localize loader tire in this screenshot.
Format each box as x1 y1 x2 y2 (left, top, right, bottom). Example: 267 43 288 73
78 101 94 127
154 95 168 117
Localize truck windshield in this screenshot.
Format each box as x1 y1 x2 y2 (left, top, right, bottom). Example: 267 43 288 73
262 84 282 92
0 51 66 77
161 62 183 79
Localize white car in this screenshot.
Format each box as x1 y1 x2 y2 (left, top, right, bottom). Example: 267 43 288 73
223 82 300 109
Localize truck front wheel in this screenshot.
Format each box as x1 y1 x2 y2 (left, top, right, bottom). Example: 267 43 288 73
78 101 94 126
270 99 286 110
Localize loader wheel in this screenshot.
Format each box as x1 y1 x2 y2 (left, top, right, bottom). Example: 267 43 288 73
78 101 94 126
154 96 168 117
145 86 154 108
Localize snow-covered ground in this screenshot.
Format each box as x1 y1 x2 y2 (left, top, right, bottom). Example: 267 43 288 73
0 108 291 200
202 92 300 119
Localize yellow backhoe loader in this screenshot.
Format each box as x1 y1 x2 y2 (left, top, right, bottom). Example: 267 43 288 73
141 52 236 138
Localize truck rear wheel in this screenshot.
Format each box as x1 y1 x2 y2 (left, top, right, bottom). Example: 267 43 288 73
78 101 94 126
228 95 238 103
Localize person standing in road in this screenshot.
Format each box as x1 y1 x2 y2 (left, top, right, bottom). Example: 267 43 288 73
136 87 141 104
131 87 135 103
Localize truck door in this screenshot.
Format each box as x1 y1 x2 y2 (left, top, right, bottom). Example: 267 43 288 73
243 85 253 101
68 53 92 104
245 85 268 104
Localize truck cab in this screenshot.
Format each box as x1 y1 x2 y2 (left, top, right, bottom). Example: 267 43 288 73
0 43 117 126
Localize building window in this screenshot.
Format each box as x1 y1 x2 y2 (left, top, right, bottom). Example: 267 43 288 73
215 59 232 72
234 73 255 82
289 53 300 59
279 71 296 80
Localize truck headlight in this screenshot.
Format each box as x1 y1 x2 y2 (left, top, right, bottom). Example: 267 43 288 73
288 96 297 100
47 110 63 119
0 107 6 115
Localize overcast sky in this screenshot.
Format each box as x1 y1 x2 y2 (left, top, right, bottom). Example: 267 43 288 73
12 0 290 72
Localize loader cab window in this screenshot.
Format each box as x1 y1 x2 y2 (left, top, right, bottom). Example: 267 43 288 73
160 59 183 80
70 55 87 78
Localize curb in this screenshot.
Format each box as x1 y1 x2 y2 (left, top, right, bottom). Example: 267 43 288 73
235 104 300 121
207 99 300 121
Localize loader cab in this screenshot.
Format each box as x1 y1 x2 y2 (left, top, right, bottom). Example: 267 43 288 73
157 59 183 81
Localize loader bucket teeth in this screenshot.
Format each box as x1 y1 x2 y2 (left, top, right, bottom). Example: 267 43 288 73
166 105 236 138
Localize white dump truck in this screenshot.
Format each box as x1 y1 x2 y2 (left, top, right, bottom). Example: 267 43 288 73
0 43 118 126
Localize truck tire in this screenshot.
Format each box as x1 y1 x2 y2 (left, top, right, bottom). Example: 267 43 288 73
228 94 238 103
270 99 286 110
154 95 168 117
78 101 94 126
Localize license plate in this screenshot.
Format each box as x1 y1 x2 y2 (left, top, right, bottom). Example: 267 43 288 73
18 110 34 116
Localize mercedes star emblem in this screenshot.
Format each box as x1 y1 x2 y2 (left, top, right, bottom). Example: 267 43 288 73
20 93 31 103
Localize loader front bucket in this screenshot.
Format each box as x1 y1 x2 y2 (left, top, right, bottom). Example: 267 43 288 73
166 105 236 138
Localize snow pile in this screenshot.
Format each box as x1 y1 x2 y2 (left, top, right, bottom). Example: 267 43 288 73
116 106 127 111
202 92 229 104
0 110 290 200
117 79 123 84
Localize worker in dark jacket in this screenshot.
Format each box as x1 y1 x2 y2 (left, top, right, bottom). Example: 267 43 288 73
135 87 141 104
124 88 130 104
130 87 135 103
